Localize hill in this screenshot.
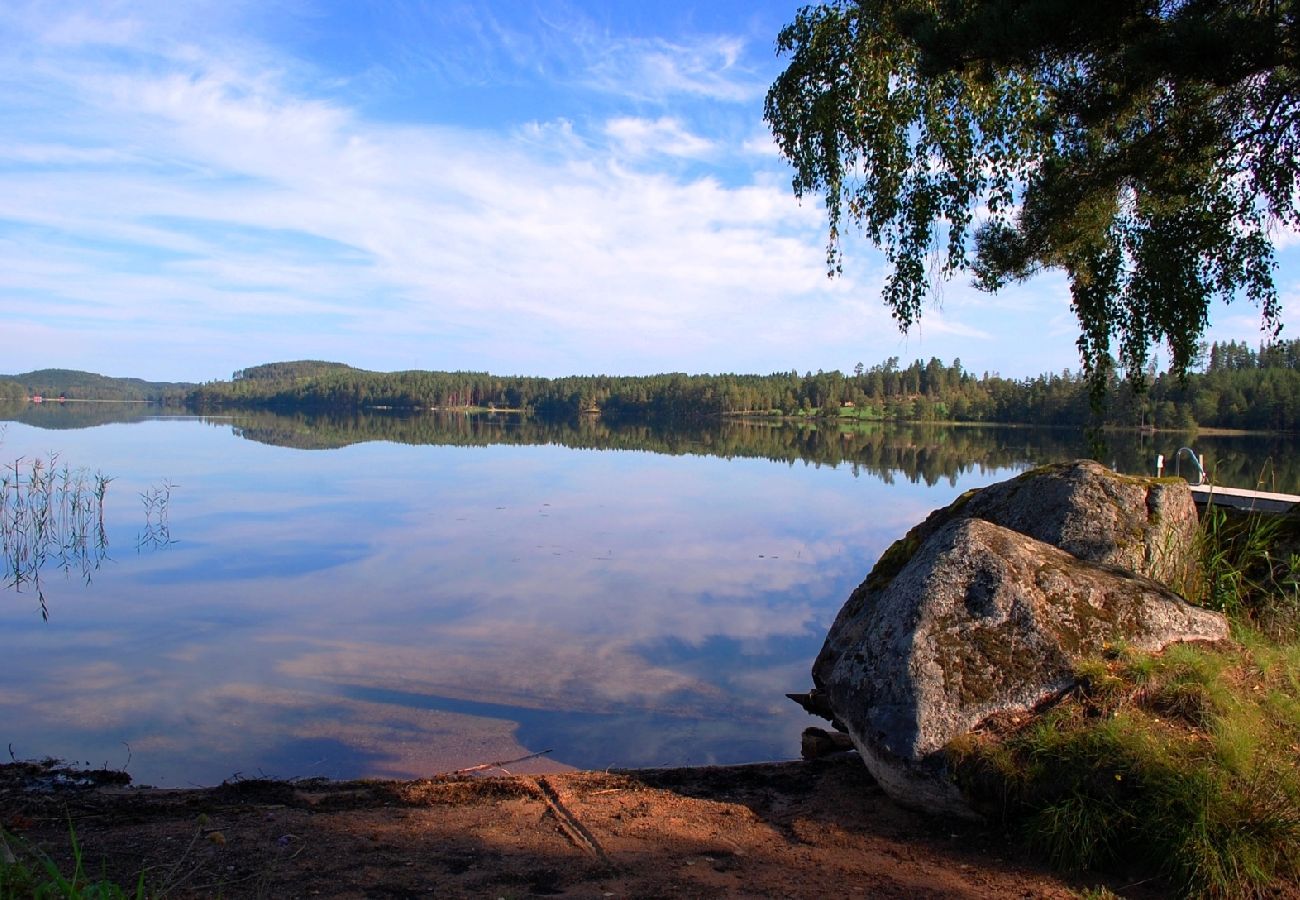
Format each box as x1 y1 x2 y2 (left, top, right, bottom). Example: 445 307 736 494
0 368 194 403
231 360 363 382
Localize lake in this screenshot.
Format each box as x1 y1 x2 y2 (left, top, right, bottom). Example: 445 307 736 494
2 407 1296 786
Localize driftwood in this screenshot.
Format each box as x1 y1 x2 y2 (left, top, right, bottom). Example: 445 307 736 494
452 749 553 776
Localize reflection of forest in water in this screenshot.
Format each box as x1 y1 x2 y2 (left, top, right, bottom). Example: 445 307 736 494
0 400 169 430
205 408 1300 491
4 401 1298 493
229 410 1069 483
227 410 1300 493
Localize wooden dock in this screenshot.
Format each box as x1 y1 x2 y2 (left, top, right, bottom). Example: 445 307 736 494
1189 484 1300 514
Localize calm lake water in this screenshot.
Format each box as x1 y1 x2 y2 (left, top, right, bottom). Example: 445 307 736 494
2 407 1296 786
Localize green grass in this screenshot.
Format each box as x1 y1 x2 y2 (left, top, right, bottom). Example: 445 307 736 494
835 405 885 421
953 639 1300 896
1 826 143 899
949 508 1300 898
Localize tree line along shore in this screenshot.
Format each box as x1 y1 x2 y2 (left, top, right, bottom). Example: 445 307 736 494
3 338 1300 432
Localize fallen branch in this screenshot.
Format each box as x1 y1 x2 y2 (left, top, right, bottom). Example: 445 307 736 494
532 776 611 865
453 749 552 776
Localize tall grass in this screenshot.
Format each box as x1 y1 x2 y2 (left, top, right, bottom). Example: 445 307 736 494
1 439 177 618
136 480 176 552
1190 504 1300 640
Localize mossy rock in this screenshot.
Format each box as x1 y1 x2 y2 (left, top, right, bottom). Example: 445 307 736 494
813 460 1201 692
802 461 1219 818
819 517 1227 819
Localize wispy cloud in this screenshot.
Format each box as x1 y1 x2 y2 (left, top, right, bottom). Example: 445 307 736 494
604 116 715 159
584 34 765 103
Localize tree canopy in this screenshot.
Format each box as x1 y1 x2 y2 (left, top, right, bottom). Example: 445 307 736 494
764 0 1296 390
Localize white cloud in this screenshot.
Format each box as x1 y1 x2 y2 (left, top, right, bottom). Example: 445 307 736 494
38 10 145 47
742 132 783 157
603 116 714 159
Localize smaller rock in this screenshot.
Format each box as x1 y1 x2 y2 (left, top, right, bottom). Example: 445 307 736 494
800 727 855 760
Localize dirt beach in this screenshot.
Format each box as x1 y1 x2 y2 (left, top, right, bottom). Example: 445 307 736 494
0 755 1162 898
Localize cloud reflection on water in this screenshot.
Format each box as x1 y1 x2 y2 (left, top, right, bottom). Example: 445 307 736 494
0 417 1012 785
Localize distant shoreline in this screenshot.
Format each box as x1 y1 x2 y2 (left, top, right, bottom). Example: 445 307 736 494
8 351 1300 434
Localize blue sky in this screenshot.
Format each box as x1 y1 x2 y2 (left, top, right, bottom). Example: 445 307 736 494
0 1 1292 383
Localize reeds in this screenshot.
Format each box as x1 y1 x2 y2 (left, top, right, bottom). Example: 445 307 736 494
1192 504 1300 640
1 454 112 620
137 480 176 552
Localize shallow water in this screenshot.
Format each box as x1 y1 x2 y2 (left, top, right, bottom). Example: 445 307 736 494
0 409 1293 785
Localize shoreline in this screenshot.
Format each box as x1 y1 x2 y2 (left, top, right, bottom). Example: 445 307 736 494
0 755 1142 898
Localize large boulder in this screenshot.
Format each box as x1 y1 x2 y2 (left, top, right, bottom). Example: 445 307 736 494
805 461 1226 818
813 460 1200 690
820 517 1227 817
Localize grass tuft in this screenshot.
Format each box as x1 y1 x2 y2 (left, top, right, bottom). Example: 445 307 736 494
1 823 145 899
1 453 112 620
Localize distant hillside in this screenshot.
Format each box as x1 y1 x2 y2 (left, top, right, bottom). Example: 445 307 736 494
0 368 194 403
232 360 362 382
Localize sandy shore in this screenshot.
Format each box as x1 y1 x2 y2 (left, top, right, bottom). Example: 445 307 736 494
0 755 1163 898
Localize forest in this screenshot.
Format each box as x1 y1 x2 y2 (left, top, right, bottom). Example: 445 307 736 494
4 339 1298 432
181 341 1300 431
